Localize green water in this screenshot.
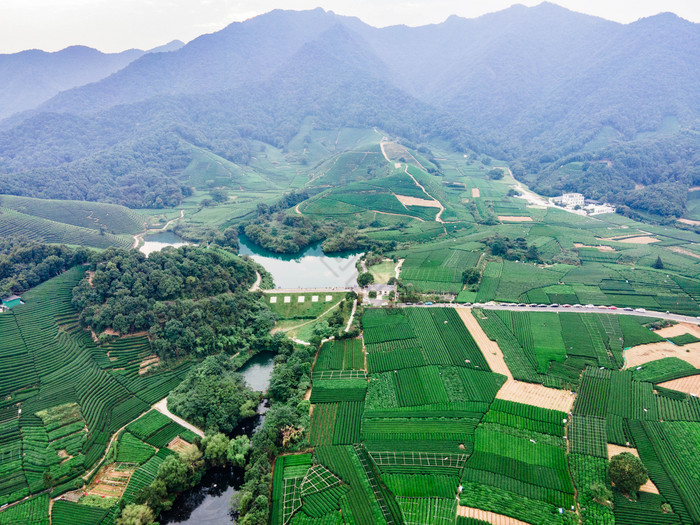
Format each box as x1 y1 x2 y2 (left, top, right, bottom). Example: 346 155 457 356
238 235 361 288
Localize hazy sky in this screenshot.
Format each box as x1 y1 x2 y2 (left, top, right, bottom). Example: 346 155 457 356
1 0 698 54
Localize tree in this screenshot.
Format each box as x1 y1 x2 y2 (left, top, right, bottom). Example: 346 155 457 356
157 455 189 492
202 433 230 467
117 503 155 525
462 268 480 285
652 256 664 269
227 435 251 467
609 452 649 496
357 272 374 287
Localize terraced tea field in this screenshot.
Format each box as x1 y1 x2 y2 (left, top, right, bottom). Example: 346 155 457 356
0 268 194 512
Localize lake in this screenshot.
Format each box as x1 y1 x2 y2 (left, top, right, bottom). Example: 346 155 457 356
159 353 274 525
139 231 190 256
238 235 362 288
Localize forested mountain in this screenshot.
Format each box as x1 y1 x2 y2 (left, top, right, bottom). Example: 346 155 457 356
0 4 698 214
0 40 183 120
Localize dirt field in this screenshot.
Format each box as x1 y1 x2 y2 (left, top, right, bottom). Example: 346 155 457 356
471 188 480 198
456 308 576 412
498 216 533 222
624 341 700 369
574 243 616 252
607 444 660 494
497 380 575 413
139 355 161 375
87 464 134 498
167 436 195 453
678 218 700 226
609 236 660 244
670 246 700 259
657 375 700 395
458 506 532 525
395 194 441 208
654 322 700 339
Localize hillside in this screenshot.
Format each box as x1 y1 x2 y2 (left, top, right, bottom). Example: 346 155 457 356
0 5 698 215
0 41 183 121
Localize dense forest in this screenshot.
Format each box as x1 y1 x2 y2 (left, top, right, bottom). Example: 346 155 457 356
0 236 88 297
71 247 275 357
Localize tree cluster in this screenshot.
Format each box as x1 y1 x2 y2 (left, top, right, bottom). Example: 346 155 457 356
485 235 540 262
0 236 88 297
167 355 262 434
72 247 275 359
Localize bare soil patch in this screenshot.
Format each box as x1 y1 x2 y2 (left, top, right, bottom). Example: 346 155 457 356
497 380 575 413
139 355 161 375
458 506 531 525
471 188 480 198
574 243 617 252
456 309 511 378
604 235 660 244
655 322 700 339
167 436 195 453
395 194 441 208
624 341 700 369
657 375 700 396
498 216 533 222
678 218 700 226
670 246 700 259
87 464 134 499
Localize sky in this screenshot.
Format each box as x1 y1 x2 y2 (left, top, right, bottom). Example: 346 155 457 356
0 0 698 54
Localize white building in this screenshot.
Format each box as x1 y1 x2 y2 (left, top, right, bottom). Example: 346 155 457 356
561 193 584 207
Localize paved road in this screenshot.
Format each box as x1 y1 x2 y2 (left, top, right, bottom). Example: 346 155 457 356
396 302 700 325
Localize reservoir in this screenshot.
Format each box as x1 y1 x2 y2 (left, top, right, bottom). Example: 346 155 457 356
140 231 190 256
238 235 361 288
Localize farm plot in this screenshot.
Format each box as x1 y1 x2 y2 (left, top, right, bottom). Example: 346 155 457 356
399 248 479 294
315 339 365 372
268 292 347 320
461 400 576 523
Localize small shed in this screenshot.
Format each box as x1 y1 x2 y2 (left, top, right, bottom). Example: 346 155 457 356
1 295 22 309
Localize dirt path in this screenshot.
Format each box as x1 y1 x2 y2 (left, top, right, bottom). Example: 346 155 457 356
403 166 445 223
456 308 576 413
132 209 185 249
250 271 262 292
394 259 404 279
274 301 344 334
295 203 302 215
345 299 357 332
153 398 204 437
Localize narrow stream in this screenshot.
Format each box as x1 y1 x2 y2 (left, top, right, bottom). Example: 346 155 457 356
159 353 274 524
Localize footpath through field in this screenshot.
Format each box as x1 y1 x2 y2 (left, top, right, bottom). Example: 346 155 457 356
456 308 576 413
457 505 532 525
153 398 205 437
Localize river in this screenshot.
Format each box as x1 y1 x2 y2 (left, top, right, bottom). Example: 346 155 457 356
159 352 274 525
238 235 362 288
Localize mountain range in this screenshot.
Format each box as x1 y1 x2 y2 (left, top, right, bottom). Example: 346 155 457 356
0 4 698 214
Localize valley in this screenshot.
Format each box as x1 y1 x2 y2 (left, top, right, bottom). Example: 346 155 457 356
0 4 699 525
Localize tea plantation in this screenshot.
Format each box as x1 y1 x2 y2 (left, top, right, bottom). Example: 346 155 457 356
271 306 700 525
